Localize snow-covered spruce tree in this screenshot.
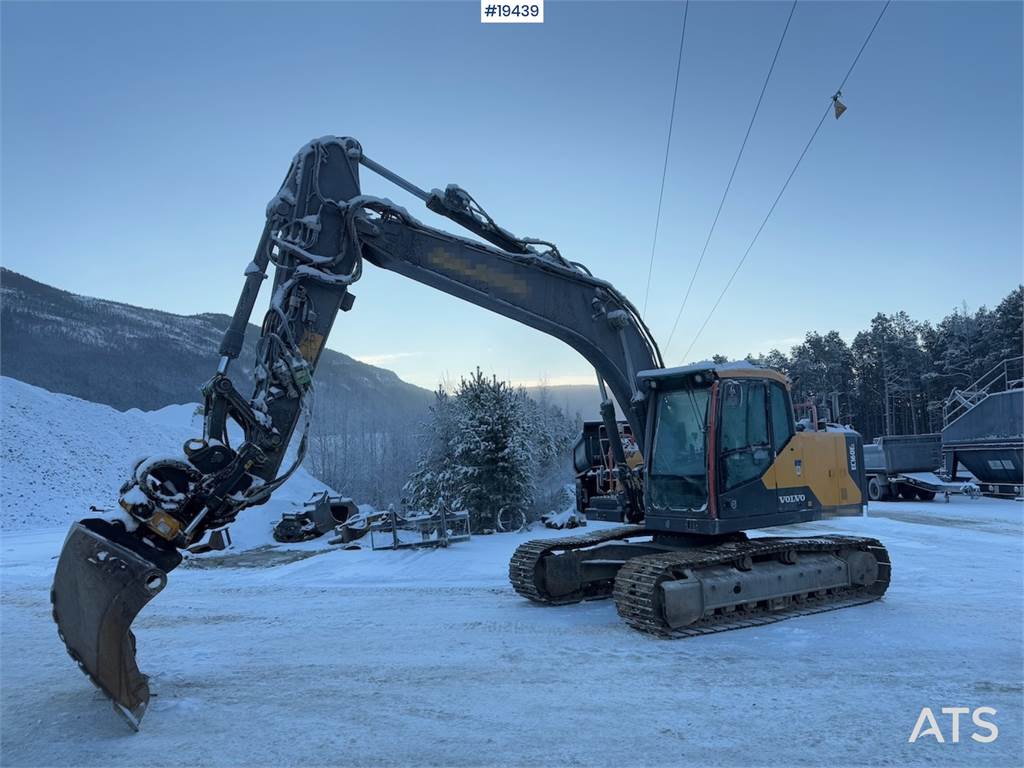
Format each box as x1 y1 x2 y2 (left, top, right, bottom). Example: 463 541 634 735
449 369 533 532
403 387 463 515
404 370 579 532
521 387 578 516
404 370 533 532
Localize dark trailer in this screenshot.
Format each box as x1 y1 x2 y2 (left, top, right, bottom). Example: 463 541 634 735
942 358 1023 497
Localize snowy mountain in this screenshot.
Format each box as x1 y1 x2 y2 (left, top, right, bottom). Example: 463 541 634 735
0 375 331 548
0 268 434 506
0 268 432 415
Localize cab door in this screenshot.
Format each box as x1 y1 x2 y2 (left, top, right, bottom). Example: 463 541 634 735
716 378 777 518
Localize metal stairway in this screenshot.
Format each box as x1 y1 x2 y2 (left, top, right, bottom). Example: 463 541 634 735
941 356 1023 496
943 356 1023 428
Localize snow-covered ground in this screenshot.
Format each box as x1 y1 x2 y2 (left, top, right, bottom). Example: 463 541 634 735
1 379 1022 766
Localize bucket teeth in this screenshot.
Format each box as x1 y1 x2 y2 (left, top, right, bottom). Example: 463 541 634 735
51 521 173 730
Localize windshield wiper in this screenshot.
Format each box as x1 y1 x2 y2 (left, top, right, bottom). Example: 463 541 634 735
685 388 707 434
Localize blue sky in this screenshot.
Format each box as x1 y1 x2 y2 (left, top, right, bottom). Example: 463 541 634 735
3 0 1021 389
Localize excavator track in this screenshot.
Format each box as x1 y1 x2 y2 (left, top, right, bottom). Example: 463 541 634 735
509 525 644 604
613 535 890 638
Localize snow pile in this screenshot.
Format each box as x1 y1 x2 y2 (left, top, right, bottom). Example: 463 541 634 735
540 486 586 529
0 376 332 548
540 506 585 529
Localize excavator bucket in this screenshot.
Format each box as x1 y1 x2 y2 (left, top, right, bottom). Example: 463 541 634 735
51 521 171 730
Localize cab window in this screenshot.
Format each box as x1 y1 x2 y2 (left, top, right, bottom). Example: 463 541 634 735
719 379 771 491
573 438 591 474
648 387 710 510
769 383 795 451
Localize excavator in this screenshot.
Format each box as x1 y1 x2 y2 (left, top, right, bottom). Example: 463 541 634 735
51 136 890 729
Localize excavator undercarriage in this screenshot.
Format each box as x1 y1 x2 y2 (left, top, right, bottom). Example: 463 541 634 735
510 526 889 637
50 136 891 729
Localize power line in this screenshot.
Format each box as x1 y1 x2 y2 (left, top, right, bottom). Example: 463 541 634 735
681 103 830 362
836 0 892 93
665 0 798 351
678 0 892 363
641 0 689 319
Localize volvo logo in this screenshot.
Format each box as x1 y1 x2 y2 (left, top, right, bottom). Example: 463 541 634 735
779 493 806 504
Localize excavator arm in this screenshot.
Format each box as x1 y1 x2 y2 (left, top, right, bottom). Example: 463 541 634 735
51 136 662 728
359 173 663 444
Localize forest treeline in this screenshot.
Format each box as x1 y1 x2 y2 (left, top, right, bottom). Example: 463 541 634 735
737 286 1022 440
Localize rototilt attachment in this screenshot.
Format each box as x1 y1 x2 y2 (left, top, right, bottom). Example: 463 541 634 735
50 520 180 730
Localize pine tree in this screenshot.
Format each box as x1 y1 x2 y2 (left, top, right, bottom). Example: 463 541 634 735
404 369 578 532
403 370 529 532
448 370 533 532
522 386 577 514
403 388 463 515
